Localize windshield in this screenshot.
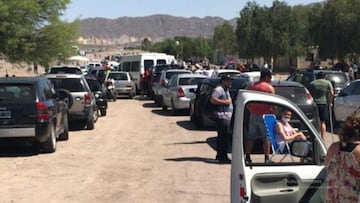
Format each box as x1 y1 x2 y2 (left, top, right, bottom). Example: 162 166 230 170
179 77 204 85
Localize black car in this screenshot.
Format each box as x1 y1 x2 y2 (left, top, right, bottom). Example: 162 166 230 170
190 78 320 132
287 69 350 96
0 76 70 153
85 76 108 116
189 77 250 128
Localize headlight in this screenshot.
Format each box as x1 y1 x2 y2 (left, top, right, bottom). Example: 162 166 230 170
95 94 99 98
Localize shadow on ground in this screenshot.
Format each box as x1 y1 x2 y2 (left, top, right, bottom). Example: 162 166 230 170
176 120 216 131
143 102 158 108
164 157 230 165
0 140 40 157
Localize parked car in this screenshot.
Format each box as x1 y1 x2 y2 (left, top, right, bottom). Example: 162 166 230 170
231 90 327 202
147 63 183 98
0 76 70 153
48 65 83 75
238 71 261 82
85 76 108 116
190 78 320 131
87 67 107 85
160 74 207 115
333 79 360 123
287 69 350 96
189 77 250 128
105 71 136 98
154 69 191 105
210 69 241 78
45 74 98 130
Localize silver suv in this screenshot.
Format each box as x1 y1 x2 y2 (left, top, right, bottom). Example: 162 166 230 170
45 74 98 130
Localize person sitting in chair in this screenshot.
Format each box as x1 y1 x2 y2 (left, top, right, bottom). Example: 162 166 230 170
275 109 307 153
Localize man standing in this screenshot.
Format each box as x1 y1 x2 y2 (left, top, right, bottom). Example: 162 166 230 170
210 74 233 163
310 72 334 139
245 68 275 163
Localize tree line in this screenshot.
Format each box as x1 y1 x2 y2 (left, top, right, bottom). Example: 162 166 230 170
141 0 360 67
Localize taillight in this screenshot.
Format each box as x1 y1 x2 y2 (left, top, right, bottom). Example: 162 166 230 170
161 80 166 86
240 187 246 198
305 88 314 104
84 93 91 105
177 87 185 97
37 102 50 120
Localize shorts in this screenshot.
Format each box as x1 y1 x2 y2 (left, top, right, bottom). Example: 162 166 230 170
317 104 329 121
247 114 269 141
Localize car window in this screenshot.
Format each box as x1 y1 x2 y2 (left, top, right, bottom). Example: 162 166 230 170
131 61 140 72
325 73 347 84
49 67 82 74
86 79 102 91
49 78 84 92
0 84 35 101
156 59 166 65
274 86 308 103
108 73 128 80
144 60 154 70
242 102 319 166
179 77 204 85
166 71 190 79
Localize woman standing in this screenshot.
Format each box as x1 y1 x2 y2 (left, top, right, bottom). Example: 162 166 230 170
325 109 360 202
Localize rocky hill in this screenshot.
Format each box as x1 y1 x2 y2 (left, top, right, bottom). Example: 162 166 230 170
78 15 237 46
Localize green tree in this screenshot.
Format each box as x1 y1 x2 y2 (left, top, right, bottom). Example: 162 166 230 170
213 22 237 58
0 0 78 66
141 38 151 51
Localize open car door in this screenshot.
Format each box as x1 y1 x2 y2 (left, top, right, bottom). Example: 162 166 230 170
231 90 328 203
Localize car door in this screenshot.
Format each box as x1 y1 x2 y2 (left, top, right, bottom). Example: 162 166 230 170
231 90 328 203
334 81 360 122
163 76 176 107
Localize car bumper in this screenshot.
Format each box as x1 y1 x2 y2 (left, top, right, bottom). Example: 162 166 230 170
173 97 191 109
115 88 132 95
0 121 52 142
69 107 92 121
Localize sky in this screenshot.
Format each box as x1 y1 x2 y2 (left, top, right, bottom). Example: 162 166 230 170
62 0 325 21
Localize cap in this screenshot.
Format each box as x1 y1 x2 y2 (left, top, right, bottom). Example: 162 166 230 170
221 74 233 81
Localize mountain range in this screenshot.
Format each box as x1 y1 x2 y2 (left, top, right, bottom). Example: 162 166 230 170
78 15 237 47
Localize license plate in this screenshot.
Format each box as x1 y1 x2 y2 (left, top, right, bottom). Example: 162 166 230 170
0 111 11 119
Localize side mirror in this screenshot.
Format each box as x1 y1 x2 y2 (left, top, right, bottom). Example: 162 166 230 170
290 140 312 157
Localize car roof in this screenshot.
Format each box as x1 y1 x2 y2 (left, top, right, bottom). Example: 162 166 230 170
163 69 191 73
108 71 128 74
215 69 240 73
0 76 44 84
271 80 305 87
177 73 206 78
45 74 84 78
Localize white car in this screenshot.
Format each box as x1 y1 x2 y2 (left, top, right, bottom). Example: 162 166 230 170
334 79 360 122
161 74 207 115
238 71 261 82
231 90 327 202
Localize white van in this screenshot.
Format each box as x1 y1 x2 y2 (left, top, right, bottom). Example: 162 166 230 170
118 53 176 92
231 90 328 202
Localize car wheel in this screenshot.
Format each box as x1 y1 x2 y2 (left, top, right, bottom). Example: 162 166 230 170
59 113 69 141
161 97 167 111
86 109 96 130
171 100 177 115
93 106 99 123
42 124 56 153
100 108 107 116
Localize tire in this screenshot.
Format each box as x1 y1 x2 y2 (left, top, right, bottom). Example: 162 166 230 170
59 113 69 141
171 100 177 115
57 88 74 109
93 106 99 123
161 97 167 111
86 109 96 130
100 108 107 116
42 124 56 153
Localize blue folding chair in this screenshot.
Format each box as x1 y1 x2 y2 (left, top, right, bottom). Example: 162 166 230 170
263 114 293 162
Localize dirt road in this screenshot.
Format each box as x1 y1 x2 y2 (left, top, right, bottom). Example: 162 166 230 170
0 97 230 203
